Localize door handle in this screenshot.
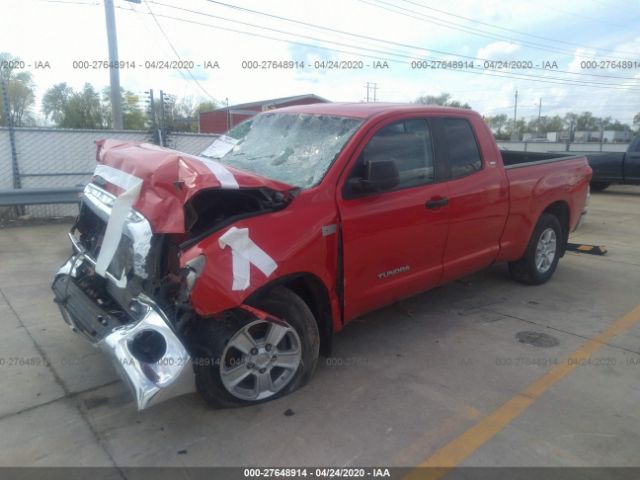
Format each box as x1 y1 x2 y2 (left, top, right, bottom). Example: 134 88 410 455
426 197 449 209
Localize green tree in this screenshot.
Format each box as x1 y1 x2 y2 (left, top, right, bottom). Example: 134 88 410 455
159 97 219 133
507 118 527 140
0 52 36 127
601 117 629 132
562 112 578 131
484 114 510 140
101 88 146 130
42 82 73 125
541 115 564 134
414 93 471 109
575 111 599 131
42 83 105 129
64 84 104 128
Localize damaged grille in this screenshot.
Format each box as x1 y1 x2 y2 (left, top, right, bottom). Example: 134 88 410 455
74 203 133 280
74 183 154 284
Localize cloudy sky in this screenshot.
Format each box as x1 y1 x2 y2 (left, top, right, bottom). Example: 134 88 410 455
3 0 640 124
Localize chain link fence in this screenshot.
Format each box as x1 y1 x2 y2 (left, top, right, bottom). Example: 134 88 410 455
0 127 219 219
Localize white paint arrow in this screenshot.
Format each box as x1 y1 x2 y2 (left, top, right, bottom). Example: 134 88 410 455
93 164 143 280
218 227 277 291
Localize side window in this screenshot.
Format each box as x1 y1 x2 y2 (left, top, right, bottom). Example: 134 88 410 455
443 118 482 178
351 119 435 192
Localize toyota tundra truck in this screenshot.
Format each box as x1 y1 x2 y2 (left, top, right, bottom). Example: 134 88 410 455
51 103 592 410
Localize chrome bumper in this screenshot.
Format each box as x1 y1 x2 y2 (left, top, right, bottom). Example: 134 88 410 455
53 256 195 410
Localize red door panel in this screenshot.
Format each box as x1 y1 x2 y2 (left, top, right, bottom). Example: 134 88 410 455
439 116 509 283
339 184 450 321
337 117 450 322
441 167 508 282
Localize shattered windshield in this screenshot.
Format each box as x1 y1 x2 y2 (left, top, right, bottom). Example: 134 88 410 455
200 113 363 188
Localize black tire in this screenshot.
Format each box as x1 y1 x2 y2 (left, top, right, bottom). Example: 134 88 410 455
590 182 610 192
509 213 562 285
192 286 320 408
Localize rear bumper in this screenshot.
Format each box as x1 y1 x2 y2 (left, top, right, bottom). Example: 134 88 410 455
52 255 195 410
574 184 590 232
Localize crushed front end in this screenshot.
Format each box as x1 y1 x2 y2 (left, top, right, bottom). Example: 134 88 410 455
52 183 196 410
51 140 296 410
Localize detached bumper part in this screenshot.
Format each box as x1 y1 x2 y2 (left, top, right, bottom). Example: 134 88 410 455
99 297 195 410
52 256 195 410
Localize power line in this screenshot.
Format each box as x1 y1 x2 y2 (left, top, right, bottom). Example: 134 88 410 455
124 1 196 100
536 0 627 29
30 0 99 5
357 0 633 61
393 0 639 57
140 2 640 91
192 0 637 82
139 8 640 92
143 0 217 102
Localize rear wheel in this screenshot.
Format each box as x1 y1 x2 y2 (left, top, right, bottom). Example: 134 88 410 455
509 213 562 285
193 287 320 408
590 182 610 192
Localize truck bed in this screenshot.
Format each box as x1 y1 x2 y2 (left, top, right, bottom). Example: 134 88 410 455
500 150 583 168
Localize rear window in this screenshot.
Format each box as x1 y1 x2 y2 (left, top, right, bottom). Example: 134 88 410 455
443 118 482 178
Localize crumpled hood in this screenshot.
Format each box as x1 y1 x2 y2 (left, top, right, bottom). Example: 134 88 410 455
94 139 295 233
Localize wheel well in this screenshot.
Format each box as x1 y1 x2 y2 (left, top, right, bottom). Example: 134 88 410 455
543 201 570 256
246 274 333 357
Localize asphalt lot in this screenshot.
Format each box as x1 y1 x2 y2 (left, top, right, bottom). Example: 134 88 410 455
0 186 639 469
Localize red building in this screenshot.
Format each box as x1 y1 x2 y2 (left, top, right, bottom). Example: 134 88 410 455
199 94 330 134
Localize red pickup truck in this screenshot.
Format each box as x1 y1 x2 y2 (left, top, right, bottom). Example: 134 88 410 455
52 104 591 410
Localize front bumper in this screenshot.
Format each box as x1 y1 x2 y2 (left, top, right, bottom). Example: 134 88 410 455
52 255 195 410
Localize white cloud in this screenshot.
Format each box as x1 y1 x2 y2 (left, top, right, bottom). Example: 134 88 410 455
2 0 639 124
477 41 521 60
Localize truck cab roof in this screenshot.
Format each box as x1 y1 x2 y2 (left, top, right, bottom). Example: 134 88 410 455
275 102 479 120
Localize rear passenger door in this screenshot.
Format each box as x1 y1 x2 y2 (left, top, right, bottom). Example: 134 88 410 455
437 117 509 283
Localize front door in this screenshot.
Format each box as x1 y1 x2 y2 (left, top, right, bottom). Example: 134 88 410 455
337 117 450 321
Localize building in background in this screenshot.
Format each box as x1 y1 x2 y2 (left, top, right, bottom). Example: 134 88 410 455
199 94 330 134
546 130 631 143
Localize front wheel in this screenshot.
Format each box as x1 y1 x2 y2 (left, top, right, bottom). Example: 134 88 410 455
192 287 320 408
509 213 562 285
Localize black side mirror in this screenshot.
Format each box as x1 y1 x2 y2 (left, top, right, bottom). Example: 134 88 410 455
349 159 400 194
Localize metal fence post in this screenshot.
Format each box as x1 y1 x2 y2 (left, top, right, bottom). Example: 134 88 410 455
1 79 20 190
1 78 24 216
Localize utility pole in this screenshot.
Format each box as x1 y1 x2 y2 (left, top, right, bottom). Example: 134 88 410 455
104 0 123 129
365 82 378 102
145 89 160 145
537 98 542 134
159 90 166 147
512 89 518 140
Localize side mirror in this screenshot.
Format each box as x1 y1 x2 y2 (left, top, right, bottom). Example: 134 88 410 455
347 159 400 195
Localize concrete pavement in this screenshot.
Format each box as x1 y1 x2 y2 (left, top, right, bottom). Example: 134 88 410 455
0 186 639 469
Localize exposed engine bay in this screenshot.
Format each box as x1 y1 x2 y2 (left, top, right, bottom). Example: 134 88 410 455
67 181 290 332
